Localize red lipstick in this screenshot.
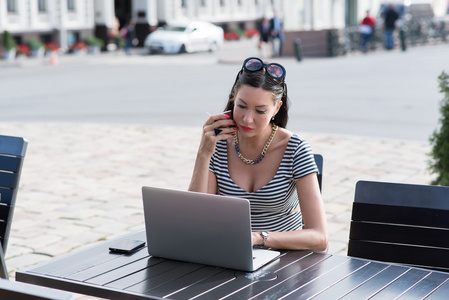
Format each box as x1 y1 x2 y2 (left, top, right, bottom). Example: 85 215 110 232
240 125 253 131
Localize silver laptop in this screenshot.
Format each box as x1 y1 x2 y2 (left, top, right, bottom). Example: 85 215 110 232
141 186 281 272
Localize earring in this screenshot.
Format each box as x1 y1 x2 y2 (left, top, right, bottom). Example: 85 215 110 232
271 116 275 122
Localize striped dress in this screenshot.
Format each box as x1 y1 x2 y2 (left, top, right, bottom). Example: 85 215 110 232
209 134 318 232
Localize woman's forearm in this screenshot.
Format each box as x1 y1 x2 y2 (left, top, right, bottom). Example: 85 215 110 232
252 228 328 251
188 152 211 193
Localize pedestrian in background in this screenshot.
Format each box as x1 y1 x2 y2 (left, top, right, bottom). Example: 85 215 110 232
359 10 376 53
270 11 284 57
383 3 399 50
257 16 271 58
121 19 137 55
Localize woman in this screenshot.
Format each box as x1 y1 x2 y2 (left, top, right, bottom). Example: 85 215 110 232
189 57 328 251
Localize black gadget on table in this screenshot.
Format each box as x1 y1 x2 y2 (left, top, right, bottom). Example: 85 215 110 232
109 239 146 254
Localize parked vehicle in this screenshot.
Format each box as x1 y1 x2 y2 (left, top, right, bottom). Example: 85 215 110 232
144 20 224 54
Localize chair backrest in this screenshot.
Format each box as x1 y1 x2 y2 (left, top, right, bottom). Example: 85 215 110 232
313 154 323 192
0 135 27 254
0 278 74 300
348 180 449 272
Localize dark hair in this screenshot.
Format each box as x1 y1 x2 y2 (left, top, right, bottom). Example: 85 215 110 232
224 64 289 128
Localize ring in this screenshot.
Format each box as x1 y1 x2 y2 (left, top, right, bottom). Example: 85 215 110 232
214 128 222 136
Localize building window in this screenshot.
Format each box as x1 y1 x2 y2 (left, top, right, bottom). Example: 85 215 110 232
67 0 76 11
7 0 17 13
38 0 47 12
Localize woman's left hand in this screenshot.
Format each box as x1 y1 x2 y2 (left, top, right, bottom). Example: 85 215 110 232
251 232 262 246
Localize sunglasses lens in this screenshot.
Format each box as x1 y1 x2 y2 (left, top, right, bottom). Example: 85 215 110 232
245 58 263 71
267 64 285 79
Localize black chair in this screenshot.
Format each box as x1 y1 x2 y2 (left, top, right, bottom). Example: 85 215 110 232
314 153 323 193
0 278 74 300
0 135 28 279
301 154 323 230
348 180 449 272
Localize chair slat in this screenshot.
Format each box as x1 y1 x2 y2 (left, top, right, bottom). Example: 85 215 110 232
0 156 20 173
0 222 10 238
0 188 13 206
0 172 17 189
349 221 449 249
351 202 449 229
348 240 449 272
0 206 12 223
355 180 449 210
0 136 27 157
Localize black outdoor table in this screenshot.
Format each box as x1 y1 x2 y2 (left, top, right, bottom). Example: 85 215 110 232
16 230 449 299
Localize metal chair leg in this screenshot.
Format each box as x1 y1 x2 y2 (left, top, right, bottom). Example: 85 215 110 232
0 243 8 280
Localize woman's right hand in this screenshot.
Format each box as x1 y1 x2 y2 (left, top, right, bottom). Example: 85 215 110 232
199 112 237 157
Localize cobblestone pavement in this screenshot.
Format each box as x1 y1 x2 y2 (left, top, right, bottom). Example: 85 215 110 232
1 122 435 287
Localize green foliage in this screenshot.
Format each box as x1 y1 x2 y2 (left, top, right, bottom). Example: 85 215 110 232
25 37 44 50
2 30 16 50
84 36 104 49
233 28 245 37
429 71 449 186
115 36 125 49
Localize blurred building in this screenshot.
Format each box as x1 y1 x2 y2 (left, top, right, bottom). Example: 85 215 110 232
4 1 444 56
0 0 348 51
0 0 95 51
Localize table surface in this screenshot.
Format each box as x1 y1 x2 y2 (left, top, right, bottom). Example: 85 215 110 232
16 230 449 300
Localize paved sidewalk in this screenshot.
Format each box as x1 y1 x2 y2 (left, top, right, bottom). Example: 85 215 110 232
1 122 434 284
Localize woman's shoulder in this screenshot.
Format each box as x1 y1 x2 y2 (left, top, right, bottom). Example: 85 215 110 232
276 128 306 145
277 129 314 158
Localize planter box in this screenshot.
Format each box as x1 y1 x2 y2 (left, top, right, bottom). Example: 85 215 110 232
2 49 16 61
283 29 340 58
87 45 100 54
72 49 87 55
30 48 44 58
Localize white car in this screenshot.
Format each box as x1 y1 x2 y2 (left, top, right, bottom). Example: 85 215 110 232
144 20 224 54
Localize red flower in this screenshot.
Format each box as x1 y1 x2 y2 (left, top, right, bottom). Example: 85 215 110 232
16 44 30 55
224 32 240 41
245 29 259 38
71 41 88 50
44 42 59 51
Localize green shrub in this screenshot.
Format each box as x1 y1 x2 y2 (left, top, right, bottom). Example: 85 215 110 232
429 71 449 186
25 37 44 50
84 36 104 49
2 30 16 50
115 36 125 49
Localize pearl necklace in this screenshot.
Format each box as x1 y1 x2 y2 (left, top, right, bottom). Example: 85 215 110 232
233 124 278 165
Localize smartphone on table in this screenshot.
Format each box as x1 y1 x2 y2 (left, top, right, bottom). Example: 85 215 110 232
109 239 146 254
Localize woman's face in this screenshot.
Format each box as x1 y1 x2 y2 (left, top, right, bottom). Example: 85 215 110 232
233 85 281 137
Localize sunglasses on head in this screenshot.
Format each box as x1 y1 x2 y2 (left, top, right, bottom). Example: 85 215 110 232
242 57 286 80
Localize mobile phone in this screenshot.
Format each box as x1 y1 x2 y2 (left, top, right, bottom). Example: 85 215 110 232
224 110 233 119
109 239 146 254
